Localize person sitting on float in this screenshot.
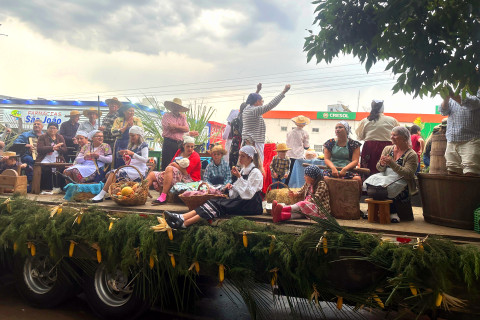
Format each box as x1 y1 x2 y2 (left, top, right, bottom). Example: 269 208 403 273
203 144 232 188
147 135 201 205
91 126 148 203
74 130 90 151
0 152 27 174
111 104 143 168
364 126 418 223
164 145 264 229
272 165 330 223
323 121 362 191
63 130 112 183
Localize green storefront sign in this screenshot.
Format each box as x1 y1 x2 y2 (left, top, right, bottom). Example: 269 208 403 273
317 112 356 120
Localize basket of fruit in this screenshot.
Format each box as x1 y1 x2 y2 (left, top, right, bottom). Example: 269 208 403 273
178 182 227 210
108 165 150 206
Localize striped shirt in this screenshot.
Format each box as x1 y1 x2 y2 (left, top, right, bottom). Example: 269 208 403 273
442 90 480 142
241 93 285 144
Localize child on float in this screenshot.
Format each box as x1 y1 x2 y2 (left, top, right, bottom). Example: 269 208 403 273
270 143 291 186
0 152 27 173
164 145 263 229
272 165 330 223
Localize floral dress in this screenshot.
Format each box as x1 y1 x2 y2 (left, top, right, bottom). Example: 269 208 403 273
65 143 112 182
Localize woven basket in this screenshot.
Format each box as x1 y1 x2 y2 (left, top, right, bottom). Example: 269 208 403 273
108 165 149 206
265 182 301 214
179 182 227 210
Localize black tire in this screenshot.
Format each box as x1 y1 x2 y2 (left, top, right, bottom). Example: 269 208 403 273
13 254 77 308
83 264 150 320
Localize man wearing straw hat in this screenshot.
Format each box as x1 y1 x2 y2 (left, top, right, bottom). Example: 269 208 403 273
161 98 198 171
77 107 105 135
103 97 121 150
60 110 80 162
286 115 310 184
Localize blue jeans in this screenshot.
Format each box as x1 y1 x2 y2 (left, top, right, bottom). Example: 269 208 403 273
21 155 34 183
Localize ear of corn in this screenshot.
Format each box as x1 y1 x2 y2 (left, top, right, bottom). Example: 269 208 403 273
77 213 83 225
194 261 200 273
435 293 443 307
13 242 18 252
337 296 343 310
219 264 225 283
96 249 102 263
149 255 154 269
409 284 418 296
68 241 76 257
169 253 176 268
372 294 384 309
167 228 173 241
109 221 114 231
243 231 248 248
28 242 36 256
322 236 328 254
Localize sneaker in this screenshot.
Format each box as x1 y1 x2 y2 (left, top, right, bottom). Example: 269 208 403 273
40 190 53 195
52 187 62 194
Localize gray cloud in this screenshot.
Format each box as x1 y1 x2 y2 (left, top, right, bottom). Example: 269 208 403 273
1 0 302 59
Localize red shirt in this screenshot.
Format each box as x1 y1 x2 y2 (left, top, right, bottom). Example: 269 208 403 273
411 134 421 161
172 149 201 181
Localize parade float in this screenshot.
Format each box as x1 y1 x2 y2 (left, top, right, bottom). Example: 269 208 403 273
0 196 479 319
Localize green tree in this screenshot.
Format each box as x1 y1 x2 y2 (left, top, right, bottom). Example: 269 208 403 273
304 0 480 98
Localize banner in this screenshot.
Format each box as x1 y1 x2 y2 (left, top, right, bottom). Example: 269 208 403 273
3 109 69 125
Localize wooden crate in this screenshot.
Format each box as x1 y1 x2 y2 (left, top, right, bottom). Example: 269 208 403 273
0 169 27 195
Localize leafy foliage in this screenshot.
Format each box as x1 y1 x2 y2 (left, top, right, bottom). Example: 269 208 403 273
304 0 480 98
0 196 479 318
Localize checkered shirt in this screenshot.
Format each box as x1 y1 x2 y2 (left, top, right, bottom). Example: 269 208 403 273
203 158 232 185
442 90 480 142
270 155 291 178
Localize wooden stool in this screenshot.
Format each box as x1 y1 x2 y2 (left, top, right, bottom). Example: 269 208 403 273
365 198 393 224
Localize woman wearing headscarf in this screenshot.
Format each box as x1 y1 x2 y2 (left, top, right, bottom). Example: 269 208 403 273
161 98 198 171
356 100 400 175
111 105 143 168
63 130 112 183
323 121 362 191
241 84 291 162
91 126 148 203
164 145 264 229
147 135 201 204
364 126 418 222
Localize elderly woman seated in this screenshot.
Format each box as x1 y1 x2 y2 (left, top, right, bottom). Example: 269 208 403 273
364 126 418 223
146 135 201 205
63 130 112 183
91 126 148 203
323 121 362 191
203 145 231 187
164 146 263 228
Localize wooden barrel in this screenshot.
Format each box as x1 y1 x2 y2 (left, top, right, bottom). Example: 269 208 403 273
418 173 480 229
429 134 447 174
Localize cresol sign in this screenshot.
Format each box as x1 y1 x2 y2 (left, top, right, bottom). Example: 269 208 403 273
317 112 356 120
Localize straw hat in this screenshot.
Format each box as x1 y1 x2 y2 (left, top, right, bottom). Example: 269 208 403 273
66 110 81 117
105 97 122 106
83 107 102 117
274 143 291 152
211 145 227 155
164 98 189 113
304 148 317 158
291 115 311 126
1 151 19 158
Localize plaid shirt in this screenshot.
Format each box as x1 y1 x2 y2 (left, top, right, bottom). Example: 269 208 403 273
102 112 118 144
203 158 232 186
270 155 291 178
442 90 480 142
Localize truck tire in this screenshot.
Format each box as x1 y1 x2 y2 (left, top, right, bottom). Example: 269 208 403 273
13 254 76 308
83 264 150 320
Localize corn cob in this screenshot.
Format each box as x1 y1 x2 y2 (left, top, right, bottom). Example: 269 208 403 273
243 231 248 248
219 264 225 283
435 293 443 307
337 296 343 310
169 253 176 268
409 284 418 296
69 241 76 257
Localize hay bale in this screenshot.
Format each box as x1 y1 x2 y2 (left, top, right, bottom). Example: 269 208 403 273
265 187 302 205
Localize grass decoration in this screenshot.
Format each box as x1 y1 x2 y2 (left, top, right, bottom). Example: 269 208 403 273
0 195 479 319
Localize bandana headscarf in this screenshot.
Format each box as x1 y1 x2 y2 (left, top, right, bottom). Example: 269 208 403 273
129 125 145 137
338 121 351 136
87 130 101 141
304 165 322 180
239 145 256 159
75 130 89 139
246 93 262 105
372 99 385 113
183 135 195 144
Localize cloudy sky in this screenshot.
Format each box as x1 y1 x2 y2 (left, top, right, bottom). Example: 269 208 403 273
0 0 441 122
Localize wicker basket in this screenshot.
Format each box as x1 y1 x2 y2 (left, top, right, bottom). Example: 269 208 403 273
108 165 149 206
265 182 301 214
178 182 227 210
